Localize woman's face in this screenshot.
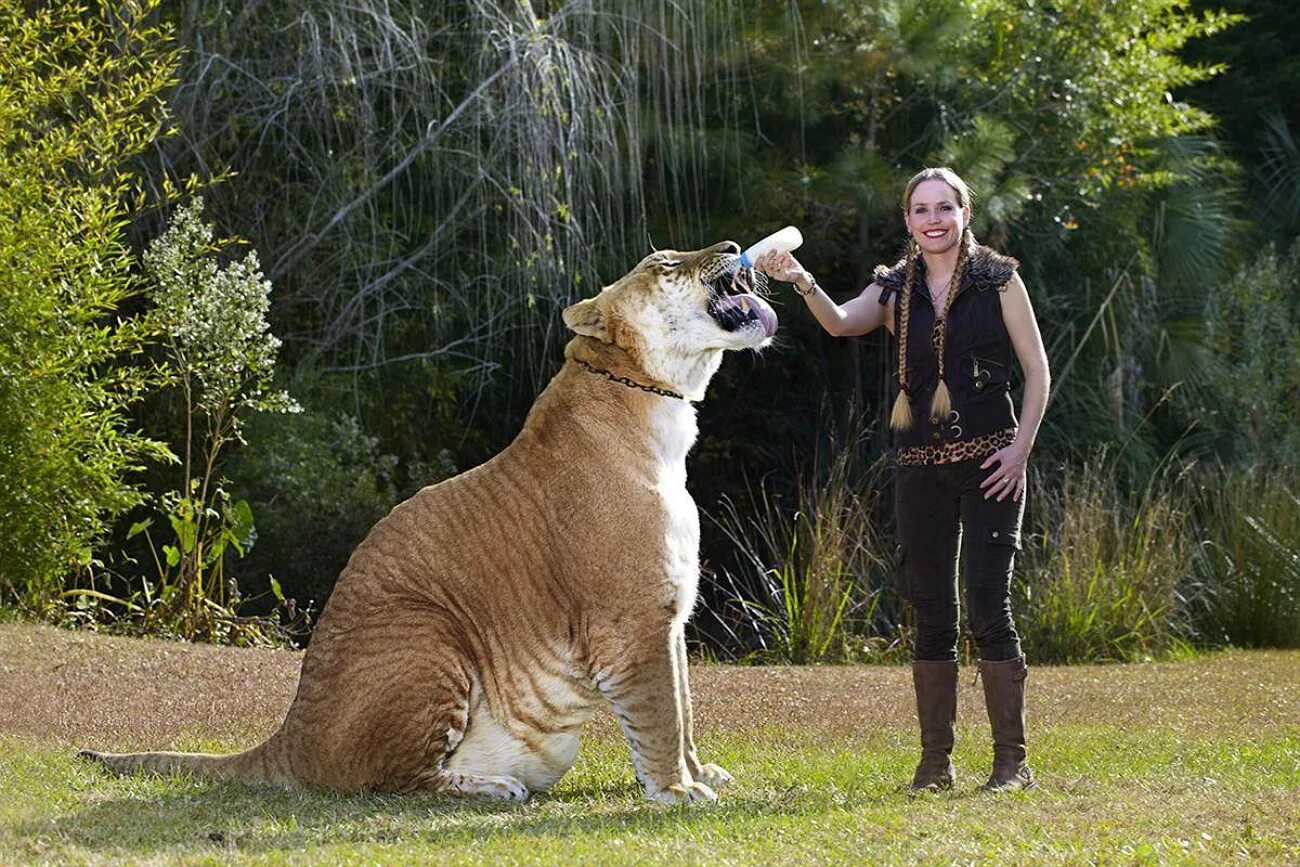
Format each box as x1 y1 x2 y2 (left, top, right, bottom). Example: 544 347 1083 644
904 179 970 256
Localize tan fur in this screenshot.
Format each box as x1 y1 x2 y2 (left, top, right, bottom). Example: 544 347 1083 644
79 242 775 804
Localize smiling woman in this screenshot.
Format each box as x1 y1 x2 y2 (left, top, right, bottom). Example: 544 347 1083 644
754 166 1052 797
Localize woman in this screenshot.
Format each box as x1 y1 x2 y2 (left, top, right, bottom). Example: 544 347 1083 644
756 167 1050 793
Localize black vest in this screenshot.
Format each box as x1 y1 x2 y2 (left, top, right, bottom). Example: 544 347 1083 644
874 245 1019 449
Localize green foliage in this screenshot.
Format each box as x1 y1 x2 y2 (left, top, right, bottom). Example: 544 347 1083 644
1198 240 1300 464
956 0 1236 221
147 0 721 447
145 200 299 437
1182 0 1300 240
4 0 1291 662
102 487 266 643
741 0 1236 246
110 198 301 644
0 0 178 604
1194 469 1300 649
1260 114 1300 230
225 409 402 612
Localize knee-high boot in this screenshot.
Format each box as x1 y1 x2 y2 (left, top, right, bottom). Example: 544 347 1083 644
909 660 958 793
978 656 1036 792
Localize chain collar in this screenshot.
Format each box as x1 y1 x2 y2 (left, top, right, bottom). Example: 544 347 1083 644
573 359 686 401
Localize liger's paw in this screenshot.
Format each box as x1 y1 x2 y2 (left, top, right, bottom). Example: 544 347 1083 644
693 763 733 789
649 780 718 805
448 773 530 801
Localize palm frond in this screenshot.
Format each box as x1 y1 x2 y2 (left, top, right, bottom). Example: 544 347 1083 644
1261 112 1300 224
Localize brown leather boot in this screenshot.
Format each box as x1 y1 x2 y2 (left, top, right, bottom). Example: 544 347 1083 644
909 660 958 793
979 656 1036 792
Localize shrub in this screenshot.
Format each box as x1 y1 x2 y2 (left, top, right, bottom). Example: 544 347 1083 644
1193 469 1300 648
118 198 300 644
1202 241 1300 465
0 1 178 606
226 410 401 613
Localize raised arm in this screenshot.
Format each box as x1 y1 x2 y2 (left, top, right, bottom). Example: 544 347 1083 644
755 251 891 337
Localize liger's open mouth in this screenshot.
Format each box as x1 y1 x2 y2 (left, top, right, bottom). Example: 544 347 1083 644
704 256 778 338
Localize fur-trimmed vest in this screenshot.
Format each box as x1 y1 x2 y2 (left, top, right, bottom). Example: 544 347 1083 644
873 245 1020 450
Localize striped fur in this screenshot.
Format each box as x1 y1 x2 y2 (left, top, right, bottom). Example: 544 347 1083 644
79 242 771 804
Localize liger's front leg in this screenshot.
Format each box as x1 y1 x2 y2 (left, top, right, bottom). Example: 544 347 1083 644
673 625 732 790
596 622 717 804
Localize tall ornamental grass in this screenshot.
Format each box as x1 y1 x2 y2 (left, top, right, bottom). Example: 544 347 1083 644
1017 456 1197 663
702 440 898 664
703 445 1296 664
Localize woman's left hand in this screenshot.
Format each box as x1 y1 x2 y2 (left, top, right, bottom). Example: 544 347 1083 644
980 441 1030 502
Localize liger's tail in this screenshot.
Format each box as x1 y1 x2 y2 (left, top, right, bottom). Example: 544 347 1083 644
77 735 292 786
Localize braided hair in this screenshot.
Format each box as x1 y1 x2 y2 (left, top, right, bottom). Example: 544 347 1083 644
928 227 975 422
889 239 921 431
889 167 976 431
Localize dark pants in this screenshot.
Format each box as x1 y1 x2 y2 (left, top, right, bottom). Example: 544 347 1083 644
896 458 1025 663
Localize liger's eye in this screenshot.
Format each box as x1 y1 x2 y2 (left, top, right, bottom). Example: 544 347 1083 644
661 259 682 268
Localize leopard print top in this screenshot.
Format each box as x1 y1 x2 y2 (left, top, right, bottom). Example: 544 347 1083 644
896 426 1017 467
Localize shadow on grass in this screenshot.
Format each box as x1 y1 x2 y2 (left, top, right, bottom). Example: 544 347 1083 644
24 768 891 858
10 734 1046 860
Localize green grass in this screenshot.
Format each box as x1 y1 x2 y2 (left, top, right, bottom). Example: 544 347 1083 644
3 722 1297 865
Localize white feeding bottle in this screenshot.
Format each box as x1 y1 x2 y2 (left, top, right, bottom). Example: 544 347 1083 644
738 225 803 269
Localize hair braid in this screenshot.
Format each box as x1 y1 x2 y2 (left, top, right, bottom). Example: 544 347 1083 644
889 239 921 431
928 227 975 421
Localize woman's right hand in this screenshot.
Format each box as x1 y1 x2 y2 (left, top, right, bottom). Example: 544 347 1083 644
755 250 810 287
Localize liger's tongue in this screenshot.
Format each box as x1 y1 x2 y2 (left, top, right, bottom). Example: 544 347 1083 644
711 293 778 337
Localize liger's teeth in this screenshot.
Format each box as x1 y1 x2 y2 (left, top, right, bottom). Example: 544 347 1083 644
740 297 750 313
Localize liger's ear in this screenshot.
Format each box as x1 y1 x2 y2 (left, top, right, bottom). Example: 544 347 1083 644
562 297 608 340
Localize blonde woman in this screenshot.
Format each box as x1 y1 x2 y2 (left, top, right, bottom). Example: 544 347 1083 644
757 167 1050 793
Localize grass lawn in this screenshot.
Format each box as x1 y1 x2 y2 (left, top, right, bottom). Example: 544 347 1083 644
1 623 1297 865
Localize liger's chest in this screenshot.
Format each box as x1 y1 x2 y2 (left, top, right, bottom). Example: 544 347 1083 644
649 405 702 621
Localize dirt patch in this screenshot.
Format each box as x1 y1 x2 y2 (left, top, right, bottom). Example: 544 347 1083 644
692 651 1300 743
0 624 298 750
1 622 1297 751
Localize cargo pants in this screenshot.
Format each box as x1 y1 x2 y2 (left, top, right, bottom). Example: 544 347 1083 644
895 457 1026 663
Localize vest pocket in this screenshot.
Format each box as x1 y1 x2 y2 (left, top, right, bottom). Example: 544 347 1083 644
969 355 1010 394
